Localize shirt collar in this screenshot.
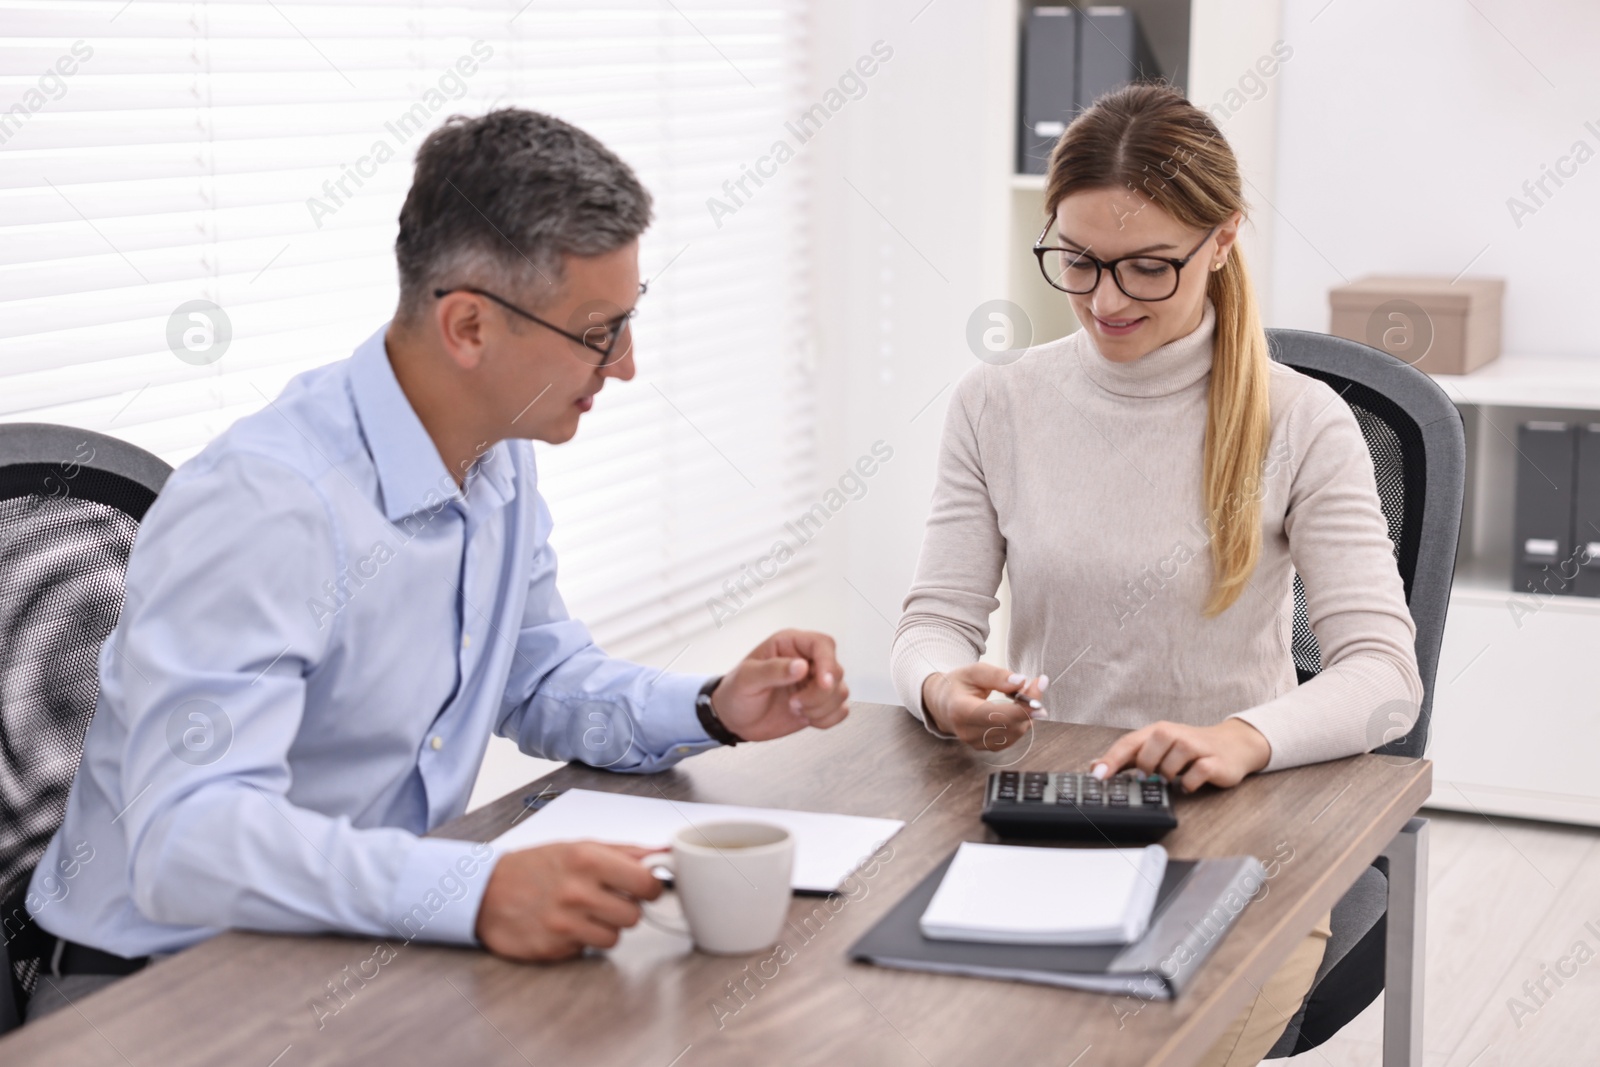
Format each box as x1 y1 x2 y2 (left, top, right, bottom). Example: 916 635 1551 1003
348 323 517 522
462 438 517 513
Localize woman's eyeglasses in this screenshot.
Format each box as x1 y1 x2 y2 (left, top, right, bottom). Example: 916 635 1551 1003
1033 223 1218 302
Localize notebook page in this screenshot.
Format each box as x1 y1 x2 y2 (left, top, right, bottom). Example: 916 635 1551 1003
919 842 1168 945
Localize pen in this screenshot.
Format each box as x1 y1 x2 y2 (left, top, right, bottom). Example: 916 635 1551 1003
1011 690 1044 713
521 788 564 810
1005 672 1048 717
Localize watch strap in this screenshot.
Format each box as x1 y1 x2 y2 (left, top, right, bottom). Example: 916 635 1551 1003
695 675 740 746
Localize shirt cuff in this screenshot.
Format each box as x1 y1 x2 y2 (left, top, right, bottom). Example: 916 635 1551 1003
387 836 501 945
631 670 721 771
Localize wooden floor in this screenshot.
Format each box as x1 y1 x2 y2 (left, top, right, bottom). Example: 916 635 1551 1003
1267 808 1600 1067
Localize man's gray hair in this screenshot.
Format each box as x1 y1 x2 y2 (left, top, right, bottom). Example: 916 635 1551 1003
394 108 652 324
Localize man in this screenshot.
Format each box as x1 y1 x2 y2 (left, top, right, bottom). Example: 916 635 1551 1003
24 108 849 1020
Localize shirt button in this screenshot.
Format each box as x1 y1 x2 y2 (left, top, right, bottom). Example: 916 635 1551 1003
675 745 690 753
462 634 472 649
430 736 444 751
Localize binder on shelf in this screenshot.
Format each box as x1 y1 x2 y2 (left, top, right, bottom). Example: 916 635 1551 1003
849 846 1265 999
1018 7 1078 176
1017 6 1161 176
1078 7 1160 114
1575 424 1600 598
1512 421 1578 597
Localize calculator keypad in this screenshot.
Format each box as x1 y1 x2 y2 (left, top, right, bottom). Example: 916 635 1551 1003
982 770 1176 841
990 771 1167 807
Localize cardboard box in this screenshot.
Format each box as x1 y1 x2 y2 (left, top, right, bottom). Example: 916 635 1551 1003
1329 275 1505 375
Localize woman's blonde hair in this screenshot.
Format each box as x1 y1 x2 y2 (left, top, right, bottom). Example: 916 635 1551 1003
1044 82 1271 617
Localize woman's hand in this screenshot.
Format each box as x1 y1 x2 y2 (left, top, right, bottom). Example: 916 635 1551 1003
920 663 1049 751
1089 719 1271 793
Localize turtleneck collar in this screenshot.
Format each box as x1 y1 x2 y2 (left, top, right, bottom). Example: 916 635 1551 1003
1074 298 1217 398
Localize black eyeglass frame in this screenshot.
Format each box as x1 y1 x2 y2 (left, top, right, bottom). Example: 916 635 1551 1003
1032 221 1220 302
432 281 648 367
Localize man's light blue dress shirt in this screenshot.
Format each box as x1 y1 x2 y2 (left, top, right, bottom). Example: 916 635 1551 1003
28 324 718 957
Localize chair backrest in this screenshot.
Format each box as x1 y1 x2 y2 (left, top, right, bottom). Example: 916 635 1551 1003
0 424 169 923
1265 329 1465 760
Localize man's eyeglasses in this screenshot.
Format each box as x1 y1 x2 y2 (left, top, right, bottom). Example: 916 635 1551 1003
1033 222 1219 302
432 280 648 367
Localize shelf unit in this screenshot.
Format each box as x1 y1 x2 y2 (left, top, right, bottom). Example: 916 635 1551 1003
1422 357 1600 827
1431 353 1600 410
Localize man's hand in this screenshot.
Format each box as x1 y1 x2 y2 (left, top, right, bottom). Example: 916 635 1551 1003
1089 718 1272 793
920 663 1048 750
710 629 849 742
475 842 663 961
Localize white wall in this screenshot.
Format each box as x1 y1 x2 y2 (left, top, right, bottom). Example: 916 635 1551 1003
806 0 1017 704
1188 0 1286 324
1270 0 1600 351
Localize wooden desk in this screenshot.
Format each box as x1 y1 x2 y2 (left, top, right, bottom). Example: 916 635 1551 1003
0 704 1430 1066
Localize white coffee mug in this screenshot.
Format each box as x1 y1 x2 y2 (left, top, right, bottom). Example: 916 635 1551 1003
644 820 794 955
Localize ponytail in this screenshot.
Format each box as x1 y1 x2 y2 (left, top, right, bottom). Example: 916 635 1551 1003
1200 247 1271 615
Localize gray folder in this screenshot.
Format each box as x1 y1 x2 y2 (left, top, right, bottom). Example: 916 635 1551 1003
849 848 1267 1000
1512 421 1577 596
1017 7 1162 176
1078 8 1160 112
1576 424 1600 597
1018 7 1078 175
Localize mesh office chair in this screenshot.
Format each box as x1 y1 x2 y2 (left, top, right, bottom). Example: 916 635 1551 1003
1260 331 1464 1061
0 425 171 1032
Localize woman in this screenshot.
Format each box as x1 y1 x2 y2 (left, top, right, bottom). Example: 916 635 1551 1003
891 83 1422 1066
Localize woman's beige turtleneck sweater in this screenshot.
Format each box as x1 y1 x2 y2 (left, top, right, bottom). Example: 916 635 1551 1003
890 299 1423 771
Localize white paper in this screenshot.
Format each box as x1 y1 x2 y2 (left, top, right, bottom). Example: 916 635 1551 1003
919 842 1168 945
489 788 904 893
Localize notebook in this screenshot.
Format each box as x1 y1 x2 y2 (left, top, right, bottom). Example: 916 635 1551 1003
919 842 1168 945
851 846 1267 999
489 788 903 893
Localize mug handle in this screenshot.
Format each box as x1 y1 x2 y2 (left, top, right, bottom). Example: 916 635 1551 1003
641 854 690 937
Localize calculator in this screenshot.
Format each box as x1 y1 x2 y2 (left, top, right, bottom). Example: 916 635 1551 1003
980 770 1178 842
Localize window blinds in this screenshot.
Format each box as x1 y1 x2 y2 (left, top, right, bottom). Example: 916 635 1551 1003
0 0 815 659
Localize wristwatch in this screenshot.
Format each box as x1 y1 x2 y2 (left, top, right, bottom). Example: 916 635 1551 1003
695 675 741 746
